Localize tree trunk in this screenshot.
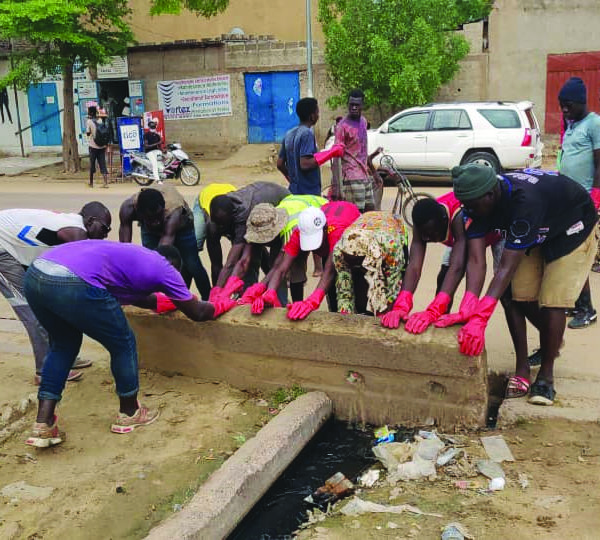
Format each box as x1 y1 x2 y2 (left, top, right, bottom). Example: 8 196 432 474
61 61 80 173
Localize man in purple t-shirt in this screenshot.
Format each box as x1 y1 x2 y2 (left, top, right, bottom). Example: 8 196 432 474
22 240 236 448
333 89 377 212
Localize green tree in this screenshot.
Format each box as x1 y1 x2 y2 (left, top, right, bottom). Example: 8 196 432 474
149 0 229 16
318 0 493 116
0 0 134 172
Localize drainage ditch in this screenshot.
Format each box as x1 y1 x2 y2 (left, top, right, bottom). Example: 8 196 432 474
228 380 505 540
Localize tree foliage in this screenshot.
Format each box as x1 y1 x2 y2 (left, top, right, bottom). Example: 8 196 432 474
0 0 134 171
318 0 493 112
149 0 229 17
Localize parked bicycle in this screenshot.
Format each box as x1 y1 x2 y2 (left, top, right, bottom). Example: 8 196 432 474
321 154 432 227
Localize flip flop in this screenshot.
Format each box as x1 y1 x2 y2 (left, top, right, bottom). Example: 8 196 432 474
505 375 530 399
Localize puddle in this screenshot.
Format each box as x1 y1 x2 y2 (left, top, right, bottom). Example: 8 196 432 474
228 419 381 540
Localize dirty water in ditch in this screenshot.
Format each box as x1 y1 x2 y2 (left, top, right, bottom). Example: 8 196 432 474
228 419 415 540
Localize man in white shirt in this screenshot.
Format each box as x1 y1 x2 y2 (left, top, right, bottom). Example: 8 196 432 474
0 202 111 384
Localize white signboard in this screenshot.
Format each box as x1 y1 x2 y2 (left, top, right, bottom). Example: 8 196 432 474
77 81 97 100
97 56 129 79
157 75 232 120
119 124 141 150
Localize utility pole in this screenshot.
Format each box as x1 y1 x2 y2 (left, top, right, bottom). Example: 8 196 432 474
306 0 313 97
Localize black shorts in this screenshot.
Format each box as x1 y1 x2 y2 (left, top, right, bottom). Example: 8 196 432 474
89 146 108 175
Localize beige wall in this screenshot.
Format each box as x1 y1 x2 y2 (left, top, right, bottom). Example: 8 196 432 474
128 41 342 153
129 0 322 44
487 0 600 132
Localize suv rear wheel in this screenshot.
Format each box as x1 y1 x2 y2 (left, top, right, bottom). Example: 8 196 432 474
461 151 501 174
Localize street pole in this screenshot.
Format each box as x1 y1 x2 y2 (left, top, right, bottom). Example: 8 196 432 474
306 0 313 97
9 39 25 157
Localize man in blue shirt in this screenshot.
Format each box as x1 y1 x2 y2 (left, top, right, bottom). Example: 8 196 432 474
558 77 600 328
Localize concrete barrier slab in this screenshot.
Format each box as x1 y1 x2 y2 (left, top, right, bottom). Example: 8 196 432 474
127 307 488 429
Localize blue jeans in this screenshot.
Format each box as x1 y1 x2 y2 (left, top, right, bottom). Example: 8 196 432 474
24 264 139 402
141 223 211 300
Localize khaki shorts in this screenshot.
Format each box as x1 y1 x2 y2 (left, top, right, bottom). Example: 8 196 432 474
512 227 598 308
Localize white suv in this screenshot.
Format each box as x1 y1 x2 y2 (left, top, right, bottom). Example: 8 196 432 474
368 101 543 177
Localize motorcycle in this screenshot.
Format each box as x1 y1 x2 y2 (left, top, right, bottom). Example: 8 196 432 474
129 143 201 186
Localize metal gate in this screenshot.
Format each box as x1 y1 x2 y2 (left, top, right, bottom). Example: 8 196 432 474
546 51 600 134
244 72 300 143
27 83 62 146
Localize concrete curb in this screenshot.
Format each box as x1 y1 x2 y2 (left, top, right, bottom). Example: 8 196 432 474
144 391 333 540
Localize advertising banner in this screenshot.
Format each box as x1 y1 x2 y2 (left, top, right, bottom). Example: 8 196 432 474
157 75 232 120
117 116 144 174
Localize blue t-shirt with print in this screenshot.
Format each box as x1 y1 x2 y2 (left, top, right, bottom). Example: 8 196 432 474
560 112 600 192
279 125 321 195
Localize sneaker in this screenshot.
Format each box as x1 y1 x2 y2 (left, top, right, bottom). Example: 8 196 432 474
111 403 159 434
528 349 542 368
25 415 64 448
592 262 600 273
528 380 556 406
34 370 83 386
568 309 597 329
72 357 93 369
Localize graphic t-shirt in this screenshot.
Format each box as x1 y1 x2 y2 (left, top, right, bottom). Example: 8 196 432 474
40 240 193 304
334 116 368 180
464 169 598 262
0 209 85 266
279 125 321 195
284 201 361 256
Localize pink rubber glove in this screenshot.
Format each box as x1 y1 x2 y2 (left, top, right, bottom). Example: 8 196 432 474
405 292 451 334
287 288 326 320
251 289 282 315
314 144 344 166
591 187 600 211
211 297 237 319
434 291 479 328
154 292 177 314
209 286 223 303
379 291 413 329
223 276 244 297
238 282 267 305
458 296 498 356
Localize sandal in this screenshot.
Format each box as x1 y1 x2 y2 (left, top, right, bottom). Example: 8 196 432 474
505 375 530 399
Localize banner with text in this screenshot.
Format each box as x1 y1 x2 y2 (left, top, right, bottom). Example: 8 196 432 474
157 75 232 121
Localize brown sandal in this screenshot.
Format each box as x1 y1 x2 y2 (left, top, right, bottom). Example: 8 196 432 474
505 375 530 399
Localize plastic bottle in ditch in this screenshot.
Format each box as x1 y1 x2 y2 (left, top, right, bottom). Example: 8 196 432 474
441 524 464 540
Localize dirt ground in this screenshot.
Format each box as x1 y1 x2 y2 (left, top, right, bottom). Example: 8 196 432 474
0 146 599 539
296 419 600 540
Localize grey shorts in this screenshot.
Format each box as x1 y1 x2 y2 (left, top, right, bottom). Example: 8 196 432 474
342 178 375 212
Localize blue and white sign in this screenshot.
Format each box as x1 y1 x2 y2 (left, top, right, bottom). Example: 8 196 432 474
117 116 143 174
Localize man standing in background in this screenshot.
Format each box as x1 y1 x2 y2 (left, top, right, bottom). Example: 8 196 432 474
558 77 600 328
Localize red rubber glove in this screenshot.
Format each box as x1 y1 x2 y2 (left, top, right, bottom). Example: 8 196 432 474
457 296 498 356
238 282 267 305
211 297 237 319
379 291 413 329
251 289 282 315
434 291 479 328
223 276 244 297
287 288 326 320
591 187 600 211
405 292 451 334
209 286 223 303
154 292 177 314
314 144 344 166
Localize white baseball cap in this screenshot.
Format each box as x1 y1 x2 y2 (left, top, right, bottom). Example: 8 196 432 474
298 207 326 251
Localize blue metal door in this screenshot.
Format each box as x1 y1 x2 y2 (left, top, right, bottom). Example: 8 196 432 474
272 72 300 142
245 72 299 143
27 83 62 146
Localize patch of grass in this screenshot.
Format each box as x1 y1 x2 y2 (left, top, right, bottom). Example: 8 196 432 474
269 384 306 408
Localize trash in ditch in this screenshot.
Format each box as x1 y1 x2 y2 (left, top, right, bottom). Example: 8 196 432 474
358 468 380 487
488 477 505 491
437 448 461 467
373 441 415 473
388 434 445 483
310 472 354 506
481 435 515 462
518 473 529 489
172 503 183 512
454 479 487 491
476 459 505 480
441 522 473 540
346 371 364 385
340 497 442 517
374 425 396 445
